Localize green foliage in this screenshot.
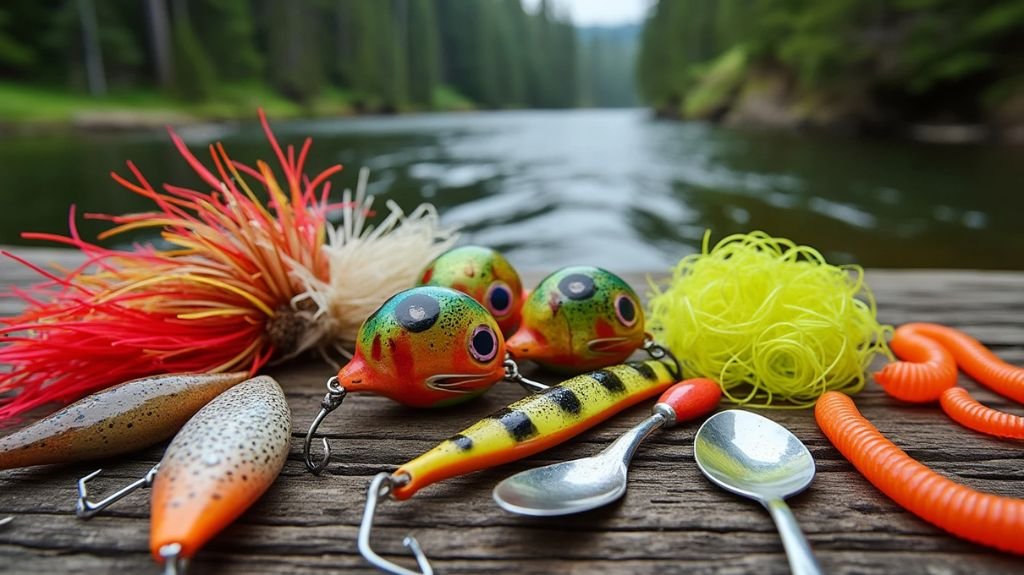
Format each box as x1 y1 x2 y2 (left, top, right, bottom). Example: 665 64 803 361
193 0 263 81
684 46 748 118
0 9 36 71
639 0 1024 122
171 2 217 101
0 0 603 113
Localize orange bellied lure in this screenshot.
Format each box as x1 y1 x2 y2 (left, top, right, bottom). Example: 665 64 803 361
418 245 524 338
0 372 247 470
303 286 508 472
390 359 677 499
150 375 290 569
506 266 646 373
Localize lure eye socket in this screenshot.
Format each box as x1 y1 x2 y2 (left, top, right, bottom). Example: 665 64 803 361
485 281 514 317
614 293 638 327
469 325 498 363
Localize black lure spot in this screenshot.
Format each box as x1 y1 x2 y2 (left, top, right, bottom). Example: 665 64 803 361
557 273 596 301
394 293 441 333
627 362 657 381
591 369 626 394
545 387 582 415
492 408 538 442
449 434 474 451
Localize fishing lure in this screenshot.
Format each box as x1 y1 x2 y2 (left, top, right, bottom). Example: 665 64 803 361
939 387 1024 439
303 286 537 473
894 323 1024 402
506 266 649 373
874 323 1024 437
76 376 291 574
357 358 680 574
815 391 1024 555
874 324 957 402
0 372 247 470
418 245 524 338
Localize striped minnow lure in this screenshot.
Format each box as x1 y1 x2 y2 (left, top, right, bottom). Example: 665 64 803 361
356 359 679 575
75 376 290 574
0 372 248 470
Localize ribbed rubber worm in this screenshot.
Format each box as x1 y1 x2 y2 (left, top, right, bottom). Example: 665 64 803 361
356 359 679 575
75 375 291 574
816 391 1024 555
0 372 248 470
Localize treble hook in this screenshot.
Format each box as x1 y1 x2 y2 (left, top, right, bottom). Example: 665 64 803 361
503 355 549 394
303 376 348 474
76 464 160 519
643 335 682 380
358 472 433 575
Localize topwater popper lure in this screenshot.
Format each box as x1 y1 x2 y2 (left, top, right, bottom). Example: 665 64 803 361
0 372 248 470
506 266 659 373
356 358 681 575
417 245 524 338
303 286 531 473
75 376 291 574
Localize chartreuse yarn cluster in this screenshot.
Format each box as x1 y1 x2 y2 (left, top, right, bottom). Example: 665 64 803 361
647 231 892 408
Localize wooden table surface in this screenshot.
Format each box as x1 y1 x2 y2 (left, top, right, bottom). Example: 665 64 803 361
1 247 1022 574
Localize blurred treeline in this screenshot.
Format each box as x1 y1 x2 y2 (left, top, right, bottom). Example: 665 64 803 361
0 0 637 115
638 0 1024 133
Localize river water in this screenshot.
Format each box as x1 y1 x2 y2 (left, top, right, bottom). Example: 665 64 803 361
1 109 1020 271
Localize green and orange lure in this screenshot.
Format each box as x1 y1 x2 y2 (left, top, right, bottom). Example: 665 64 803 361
303 286 509 472
507 266 649 373
418 246 524 338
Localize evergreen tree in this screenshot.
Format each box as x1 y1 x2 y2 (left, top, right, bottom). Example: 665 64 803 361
406 0 440 106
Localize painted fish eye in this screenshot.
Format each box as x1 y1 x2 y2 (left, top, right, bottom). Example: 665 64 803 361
469 325 498 362
614 293 638 327
558 273 596 301
394 293 441 333
485 281 513 317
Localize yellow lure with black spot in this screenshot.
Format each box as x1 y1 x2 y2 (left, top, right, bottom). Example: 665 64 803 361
391 359 677 499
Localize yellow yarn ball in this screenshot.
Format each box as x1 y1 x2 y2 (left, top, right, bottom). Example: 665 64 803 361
647 231 892 408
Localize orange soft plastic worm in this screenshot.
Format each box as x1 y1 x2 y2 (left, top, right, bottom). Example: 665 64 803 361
902 322 1024 404
873 325 956 402
939 387 1024 439
815 391 1024 554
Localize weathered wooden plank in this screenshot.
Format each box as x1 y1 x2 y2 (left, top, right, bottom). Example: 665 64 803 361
1 247 1023 574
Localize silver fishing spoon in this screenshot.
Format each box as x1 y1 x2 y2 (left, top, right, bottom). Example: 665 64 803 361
493 378 722 516
693 410 822 575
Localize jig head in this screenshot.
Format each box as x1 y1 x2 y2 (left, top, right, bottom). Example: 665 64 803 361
0 372 248 470
304 286 519 473
417 245 524 338
506 266 650 373
357 358 680 574
73 376 291 574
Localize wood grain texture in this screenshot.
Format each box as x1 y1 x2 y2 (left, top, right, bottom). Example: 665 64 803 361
1 247 1023 574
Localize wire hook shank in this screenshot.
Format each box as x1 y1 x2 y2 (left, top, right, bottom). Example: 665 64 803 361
76 463 160 519
303 376 347 474
357 473 434 575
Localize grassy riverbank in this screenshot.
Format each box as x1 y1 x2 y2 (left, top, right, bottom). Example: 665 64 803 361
0 82 475 130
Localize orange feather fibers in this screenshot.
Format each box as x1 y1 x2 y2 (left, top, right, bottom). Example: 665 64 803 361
0 110 338 421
